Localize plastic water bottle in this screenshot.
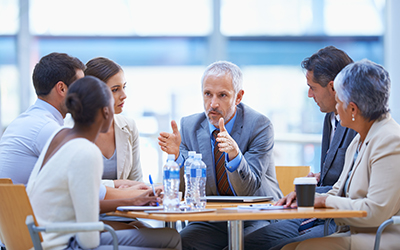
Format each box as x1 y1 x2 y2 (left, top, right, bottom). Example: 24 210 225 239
163 154 180 211
191 154 207 210
197 153 207 210
190 154 201 209
184 151 196 207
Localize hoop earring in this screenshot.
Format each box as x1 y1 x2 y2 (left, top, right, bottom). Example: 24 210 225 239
352 114 355 122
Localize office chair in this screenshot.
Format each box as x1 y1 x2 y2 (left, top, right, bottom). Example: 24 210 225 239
0 184 118 250
373 216 400 250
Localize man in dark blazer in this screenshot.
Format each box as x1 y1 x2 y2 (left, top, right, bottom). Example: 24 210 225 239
158 61 282 249
316 111 358 193
243 46 357 250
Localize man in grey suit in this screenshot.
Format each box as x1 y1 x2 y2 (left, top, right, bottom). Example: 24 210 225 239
158 61 282 249
243 46 357 250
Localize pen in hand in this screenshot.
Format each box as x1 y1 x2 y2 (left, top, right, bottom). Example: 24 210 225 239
149 174 160 206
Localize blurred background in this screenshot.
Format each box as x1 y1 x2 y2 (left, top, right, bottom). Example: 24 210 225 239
0 0 399 183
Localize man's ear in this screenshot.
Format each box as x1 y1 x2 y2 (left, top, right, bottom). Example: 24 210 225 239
328 81 335 92
55 81 68 97
235 90 244 105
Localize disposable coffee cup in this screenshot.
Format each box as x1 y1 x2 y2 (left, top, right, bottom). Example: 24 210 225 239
294 177 317 212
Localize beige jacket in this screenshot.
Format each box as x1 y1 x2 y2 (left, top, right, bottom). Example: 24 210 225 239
322 114 400 249
102 114 142 187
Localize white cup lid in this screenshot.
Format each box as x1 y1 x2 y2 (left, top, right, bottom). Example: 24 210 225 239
293 177 317 185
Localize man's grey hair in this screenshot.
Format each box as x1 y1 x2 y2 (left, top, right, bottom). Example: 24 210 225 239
201 61 243 93
334 59 390 121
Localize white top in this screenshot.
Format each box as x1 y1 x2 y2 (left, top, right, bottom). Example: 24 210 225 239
0 99 63 184
27 132 103 250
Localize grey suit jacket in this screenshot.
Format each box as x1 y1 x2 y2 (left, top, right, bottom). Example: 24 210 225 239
178 103 282 200
317 112 357 193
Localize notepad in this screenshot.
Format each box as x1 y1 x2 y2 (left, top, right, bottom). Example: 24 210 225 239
206 196 273 203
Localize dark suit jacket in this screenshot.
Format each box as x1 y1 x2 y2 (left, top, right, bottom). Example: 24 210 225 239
317 112 357 193
178 103 282 200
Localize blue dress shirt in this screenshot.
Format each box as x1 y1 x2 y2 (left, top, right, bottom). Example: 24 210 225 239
0 99 64 184
176 111 242 195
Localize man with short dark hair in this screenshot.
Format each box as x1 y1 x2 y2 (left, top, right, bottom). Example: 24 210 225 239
0 52 85 184
243 46 358 250
302 46 357 193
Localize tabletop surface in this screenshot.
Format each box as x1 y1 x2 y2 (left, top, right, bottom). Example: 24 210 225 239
110 205 367 222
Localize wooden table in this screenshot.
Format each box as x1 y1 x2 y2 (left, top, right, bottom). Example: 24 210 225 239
111 204 367 250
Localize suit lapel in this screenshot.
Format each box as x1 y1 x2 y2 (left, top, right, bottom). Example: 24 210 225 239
114 116 129 179
320 113 332 170
321 124 346 181
344 137 366 196
231 104 244 148
344 116 390 194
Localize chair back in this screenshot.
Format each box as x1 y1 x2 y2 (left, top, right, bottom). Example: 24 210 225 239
0 184 42 250
275 166 311 196
0 178 13 244
0 178 12 184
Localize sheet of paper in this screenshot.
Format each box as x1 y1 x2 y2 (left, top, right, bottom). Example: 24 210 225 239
145 208 216 214
117 205 163 211
235 204 292 210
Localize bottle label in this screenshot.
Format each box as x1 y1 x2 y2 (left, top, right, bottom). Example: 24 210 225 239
202 168 207 178
170 169 180 179
190 168 197 177
164 170 170 179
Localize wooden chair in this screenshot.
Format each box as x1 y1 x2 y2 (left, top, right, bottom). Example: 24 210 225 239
0 184 118 250
0 178 12 184
0 178 13 247
275 166 311 196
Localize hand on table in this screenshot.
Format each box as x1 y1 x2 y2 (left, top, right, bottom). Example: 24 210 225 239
158 120 181 160
275 191 327 209
129 189 163 206
216 118 239 161
314 195 327 208
275 191 298 208
307 172 321 182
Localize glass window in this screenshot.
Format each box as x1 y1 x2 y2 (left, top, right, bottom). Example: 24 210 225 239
30 0 212 36
0 0 18 34
324 0 385 36
221 0 384 36
221 0 314 36
0 65 20 125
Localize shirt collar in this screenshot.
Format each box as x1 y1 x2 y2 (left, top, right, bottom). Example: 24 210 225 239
34 99 64 126
208 111 237 136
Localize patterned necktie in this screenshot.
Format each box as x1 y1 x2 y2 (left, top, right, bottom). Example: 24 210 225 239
213 130 233 195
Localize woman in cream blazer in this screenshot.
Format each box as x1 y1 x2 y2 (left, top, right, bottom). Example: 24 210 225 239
280 59 400 250
85 57 143 188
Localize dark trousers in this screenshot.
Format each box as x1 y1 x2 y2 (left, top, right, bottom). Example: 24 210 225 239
243 218 337 250
180 220 270 250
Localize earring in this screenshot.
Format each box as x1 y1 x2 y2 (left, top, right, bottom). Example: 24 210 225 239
352 114 355 122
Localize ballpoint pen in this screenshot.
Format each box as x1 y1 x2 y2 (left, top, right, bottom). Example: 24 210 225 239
149 174 160 206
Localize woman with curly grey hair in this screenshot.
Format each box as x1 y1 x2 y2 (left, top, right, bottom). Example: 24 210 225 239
279 59 400 250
